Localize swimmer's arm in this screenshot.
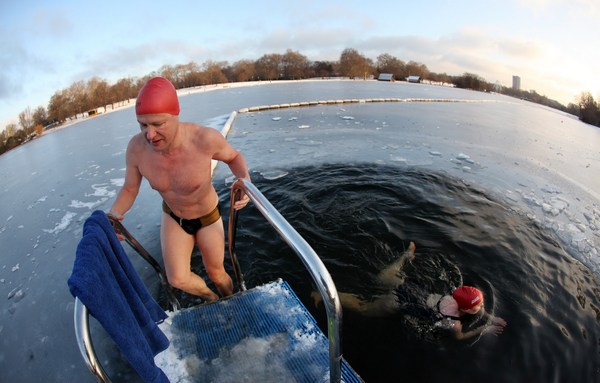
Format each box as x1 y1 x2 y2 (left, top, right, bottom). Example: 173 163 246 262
481 308 508 327
454 318 507 340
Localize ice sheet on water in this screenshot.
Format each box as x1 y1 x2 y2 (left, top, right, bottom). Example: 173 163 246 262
69 200 104 210
27 196 48 210
203 114 231 130
43 211 77 234
87 183 116 198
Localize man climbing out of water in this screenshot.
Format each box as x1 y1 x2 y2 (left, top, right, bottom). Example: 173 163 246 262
109 77 251 302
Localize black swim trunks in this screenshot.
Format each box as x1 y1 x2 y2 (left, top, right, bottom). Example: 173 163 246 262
162 200 221 235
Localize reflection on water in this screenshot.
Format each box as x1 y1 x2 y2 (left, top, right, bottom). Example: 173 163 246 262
214 164 600 383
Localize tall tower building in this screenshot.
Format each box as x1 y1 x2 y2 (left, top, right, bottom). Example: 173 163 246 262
512 76 521 90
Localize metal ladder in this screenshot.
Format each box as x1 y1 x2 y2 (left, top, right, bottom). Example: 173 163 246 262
73 178 344 382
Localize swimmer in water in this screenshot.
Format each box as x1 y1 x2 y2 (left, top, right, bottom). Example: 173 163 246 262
315 242 507 340
433 285 507 340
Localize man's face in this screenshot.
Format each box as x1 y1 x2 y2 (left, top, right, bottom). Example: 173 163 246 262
137 113 176 150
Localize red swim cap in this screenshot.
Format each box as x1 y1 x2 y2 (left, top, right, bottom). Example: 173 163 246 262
453 286 483 310
135 77 180 116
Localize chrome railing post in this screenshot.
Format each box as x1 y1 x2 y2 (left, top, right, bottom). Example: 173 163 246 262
229 178 343 382
74 297 111 383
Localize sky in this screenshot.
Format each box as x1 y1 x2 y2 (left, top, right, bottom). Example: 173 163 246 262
1 0 599 129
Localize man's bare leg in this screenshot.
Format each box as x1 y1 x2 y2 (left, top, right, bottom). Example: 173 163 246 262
161 213 219 301
196 218 233 297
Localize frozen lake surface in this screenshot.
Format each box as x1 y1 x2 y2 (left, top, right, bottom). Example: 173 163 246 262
0 80 598 382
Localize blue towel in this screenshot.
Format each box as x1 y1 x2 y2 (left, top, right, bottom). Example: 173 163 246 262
68 210 170 383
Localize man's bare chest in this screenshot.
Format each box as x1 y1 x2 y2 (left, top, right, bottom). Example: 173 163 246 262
139 153 211 195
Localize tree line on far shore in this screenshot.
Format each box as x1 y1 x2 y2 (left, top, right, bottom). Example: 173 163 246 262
2 48 599 155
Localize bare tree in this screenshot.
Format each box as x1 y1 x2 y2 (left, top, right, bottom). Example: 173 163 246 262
339 48 373 79
178 62 202 88
312 61 336 78
32 106 48 127
578 92 599 126
18 107 35 133
281 49 310 80
405 60 429 79
230 60 256 82
255 53 283 80
87 77 110 110
110 78 136 105
4 123 17 137
376 53 406 79
203 60 229 84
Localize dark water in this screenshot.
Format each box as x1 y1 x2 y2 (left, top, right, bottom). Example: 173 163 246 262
211 163 600 383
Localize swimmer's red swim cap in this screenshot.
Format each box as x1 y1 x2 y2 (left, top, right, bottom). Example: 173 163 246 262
453 286 483 310
135 77 180 116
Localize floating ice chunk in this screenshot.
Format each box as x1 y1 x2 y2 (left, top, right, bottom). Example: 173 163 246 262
548 197 568 212
11 263 19 272
298 125 310 129
288 117 298 121
272 117 281 121
27 196 48 210
224 175 236 187
70 200 102 209
390 156 408 163
7 288 25 302
542 203 560 217
340 116 355 120
87 184 116 198
43 211 77 234
6 216 13 222
111 178 125 187
456 153 470 160
260 170 289 180
429 151 442 157
541 185 561 194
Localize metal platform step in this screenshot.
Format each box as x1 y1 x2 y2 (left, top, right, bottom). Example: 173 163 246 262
157 279 362 382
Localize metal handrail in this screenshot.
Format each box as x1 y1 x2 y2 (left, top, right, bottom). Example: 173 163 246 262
74 298 110 382
107 215 180 311
74 215 180 383
228 178 343 383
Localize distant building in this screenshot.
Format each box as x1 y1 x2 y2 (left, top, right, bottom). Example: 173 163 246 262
406 75 421 83
378 73 395 82
512 75 521 90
